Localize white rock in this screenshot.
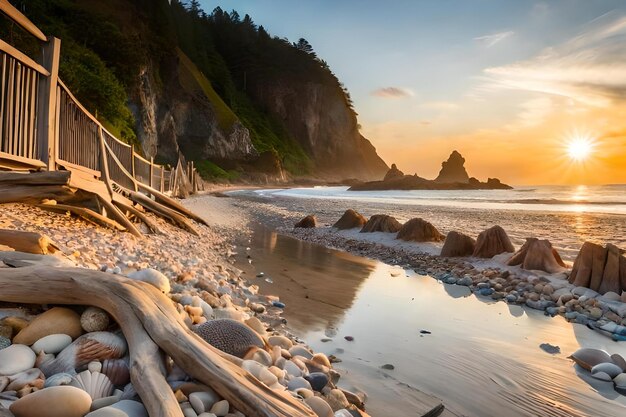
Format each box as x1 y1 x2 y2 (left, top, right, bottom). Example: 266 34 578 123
284 360 302 377
189 391 220 414
268 336 292 350
0 344 36 376
591 371 613 382
127 269 170 293
334 410 353 417
86 408 129 417
613 373 626 388
31 333 72 354
209 400 229 417
287 377 312 391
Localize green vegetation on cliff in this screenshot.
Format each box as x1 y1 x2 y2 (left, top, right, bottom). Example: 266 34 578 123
1 0 360 176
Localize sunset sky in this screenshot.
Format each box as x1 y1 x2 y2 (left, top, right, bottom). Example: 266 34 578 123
202 1 626 185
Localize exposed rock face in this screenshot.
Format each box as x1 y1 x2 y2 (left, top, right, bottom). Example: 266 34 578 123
569 242 626 294
435 151 469 184
507 238 566 274
294 215 317 228
440 231 476 257
383 164 404 181
396 218 444 242
360 215 402 233
472 226 515 258
333 209 367 230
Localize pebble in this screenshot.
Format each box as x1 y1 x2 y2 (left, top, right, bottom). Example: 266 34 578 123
127 269 170 293
591 362 623 378
189 391 220 414
9 386 92 417
81 307 110 332
110 400 148 417
31 333 72 354
344 336 354 342
268 335 292 350
287 377 312 391
457 277 472 286
304 372 329 391
0 344 36 375
381 364 395 370
13 307 82 345
304 396 333 417
209 400 229 416
271 301 285 309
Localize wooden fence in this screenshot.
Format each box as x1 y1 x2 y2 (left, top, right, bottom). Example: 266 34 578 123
0 0 202 197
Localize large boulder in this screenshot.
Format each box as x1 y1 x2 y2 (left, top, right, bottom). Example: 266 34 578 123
569 242 625 294
435 150 469 184
472 226 515 258
396 218 444 242
360 215 402 233
333 209 367 230
440 231 475 257
383 163 404 181
294 215 317 228
507 238 566 273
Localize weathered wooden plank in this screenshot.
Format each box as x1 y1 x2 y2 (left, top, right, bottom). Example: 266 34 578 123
0 229 59 254
36 203 126 231
0 151 46 169
0 0 47 41
0 184 75 203
0 170 70 185
36 37 60 170
0 39 49 76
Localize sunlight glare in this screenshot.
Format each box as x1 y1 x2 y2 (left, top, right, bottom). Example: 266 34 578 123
566 137 594 161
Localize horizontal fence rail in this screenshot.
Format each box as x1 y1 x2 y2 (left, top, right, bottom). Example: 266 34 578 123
0 5 191 198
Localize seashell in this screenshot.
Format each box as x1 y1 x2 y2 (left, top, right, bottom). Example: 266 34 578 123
39 332 127 377
591 362 623 379
102 359 130 386
80 307 110 333
7 368 43 391
193 319 263 358
568 348 611 371
70 369 114 400
88 361 102 373
44 372 74 388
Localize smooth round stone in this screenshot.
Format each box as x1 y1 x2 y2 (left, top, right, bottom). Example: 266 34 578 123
334 410 353 417
311 353 331 368
110 400 148 417
289 346 313 359
614 373 626 388
295 388 314 399
611 354 626 372
590 371 613 382
189 391 220 414
287 377 312 391
44 372 73 388
86 408 128 417
9 386 92 417
569 348 612 371
304 396 333 417
591 362 623 378
0 344 36 376
127 269 170 293
13 307 82 345
31 333 72 354
209 400 229 416
304 372 329 391
284 360 302 377
198 414 217 417
268 335 293 350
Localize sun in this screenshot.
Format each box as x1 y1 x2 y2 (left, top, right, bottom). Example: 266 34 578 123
566 137 594 161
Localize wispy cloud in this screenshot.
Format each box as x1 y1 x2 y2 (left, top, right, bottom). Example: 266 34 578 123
371 87 414 99
474 30 514 47
480 13 626 107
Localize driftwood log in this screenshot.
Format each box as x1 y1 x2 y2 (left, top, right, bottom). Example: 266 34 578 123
0 266 317 417
0 229 59 254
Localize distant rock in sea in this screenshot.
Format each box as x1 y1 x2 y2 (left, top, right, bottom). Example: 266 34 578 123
348 151 512 191
435 150 469 183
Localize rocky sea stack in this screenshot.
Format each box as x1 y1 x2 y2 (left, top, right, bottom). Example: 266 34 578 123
348 151 512 191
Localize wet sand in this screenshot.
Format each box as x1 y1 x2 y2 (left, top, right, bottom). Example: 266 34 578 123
232 224 626 416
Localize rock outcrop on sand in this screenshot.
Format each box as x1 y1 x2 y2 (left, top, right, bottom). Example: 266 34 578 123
294 215 317 228
435 151 469 183
348 151 512 191
360 215 402 233
333 209 367 230
568 242 626 295
440 231 476 257
383 164 404 182
472 226 515 258
507 238 566 274
396 218 444 242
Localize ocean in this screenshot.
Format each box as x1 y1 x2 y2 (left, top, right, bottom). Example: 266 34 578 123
232 184 626 261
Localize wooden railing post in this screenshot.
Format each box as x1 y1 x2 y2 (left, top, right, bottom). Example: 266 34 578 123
149 156 154 189
160 165 164 193
37 36 60 170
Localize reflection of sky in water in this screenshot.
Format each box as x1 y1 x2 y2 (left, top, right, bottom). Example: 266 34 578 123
241 227 626 416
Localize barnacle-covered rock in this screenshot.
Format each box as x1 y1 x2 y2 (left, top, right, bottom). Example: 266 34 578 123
193 319 264 358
